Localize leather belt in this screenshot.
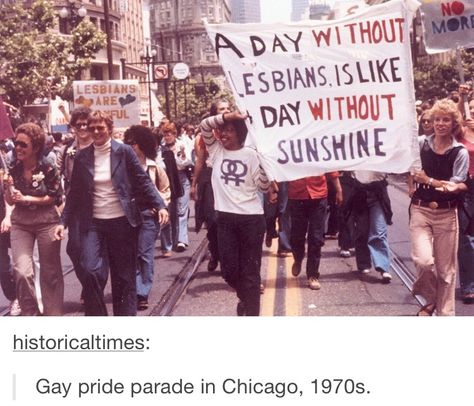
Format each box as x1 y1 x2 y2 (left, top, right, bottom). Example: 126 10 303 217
411 199 457 209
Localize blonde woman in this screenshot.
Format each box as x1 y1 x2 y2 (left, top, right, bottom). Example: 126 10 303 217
410 99 468 316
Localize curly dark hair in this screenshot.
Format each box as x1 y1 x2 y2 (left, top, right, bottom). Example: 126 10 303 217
15 122 45 159
124 125 157 160
70 106 91 128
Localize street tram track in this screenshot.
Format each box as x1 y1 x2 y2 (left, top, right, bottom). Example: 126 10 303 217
389 248 424 306
150 239 208 316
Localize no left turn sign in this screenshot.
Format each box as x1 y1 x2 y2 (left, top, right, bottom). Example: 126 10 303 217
154 64 168 80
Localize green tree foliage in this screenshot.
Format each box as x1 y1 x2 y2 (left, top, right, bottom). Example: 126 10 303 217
158 76 234 124
414 49 474 102
0 0 106 107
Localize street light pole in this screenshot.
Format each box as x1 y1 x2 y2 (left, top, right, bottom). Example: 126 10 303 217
103 0 114 79
58 0 87 33
159 31 171 119
139 46 157 126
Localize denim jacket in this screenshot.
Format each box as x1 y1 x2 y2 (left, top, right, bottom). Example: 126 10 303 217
62 139 166 231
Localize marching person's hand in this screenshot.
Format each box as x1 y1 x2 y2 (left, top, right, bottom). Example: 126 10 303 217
436 180 467 194
0 216 11 233
2 174 14 192
268 189 278 204
157 208 169 226
413 169 429 185
53 225 65 241
459 84 471 95
11 189 27 204
464 118 474 131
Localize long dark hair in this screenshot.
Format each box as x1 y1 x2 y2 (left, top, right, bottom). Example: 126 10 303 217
124 125 157 160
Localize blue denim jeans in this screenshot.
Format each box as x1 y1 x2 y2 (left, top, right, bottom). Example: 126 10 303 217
353 193 391 273
265 182 291 252
80 217 138 316
160 222 173 253
458 205 474 295
136 213 159 299
161 172 190 249
289 198 327 278
67 215 108 294
176 172 190 245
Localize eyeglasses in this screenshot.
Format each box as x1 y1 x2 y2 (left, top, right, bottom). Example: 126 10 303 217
14 140 29 149
74 123 88 129
88 126 107 132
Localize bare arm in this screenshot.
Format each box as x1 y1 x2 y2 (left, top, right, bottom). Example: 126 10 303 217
329 176 343 206
190 135 206 201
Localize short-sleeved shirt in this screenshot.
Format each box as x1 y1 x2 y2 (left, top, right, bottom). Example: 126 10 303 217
288 172 339 200
10 158 62 206
418 135 468 183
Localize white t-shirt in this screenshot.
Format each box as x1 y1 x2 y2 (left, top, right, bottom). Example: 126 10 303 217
353 171 387 184
201 115 270 215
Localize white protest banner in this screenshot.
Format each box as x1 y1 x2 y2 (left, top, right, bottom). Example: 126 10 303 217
419 0 474 53
205 0 420 181
73 80 140 129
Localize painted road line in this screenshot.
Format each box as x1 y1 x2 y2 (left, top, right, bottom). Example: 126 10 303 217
261 241 277 316
285 255 301 316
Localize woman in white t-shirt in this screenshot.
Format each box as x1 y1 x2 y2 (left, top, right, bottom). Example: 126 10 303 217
200 111 276 316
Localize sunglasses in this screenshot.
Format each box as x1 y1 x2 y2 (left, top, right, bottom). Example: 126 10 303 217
14 140 30 149
422 120 431 124
88 126 107 132
75 123 88 129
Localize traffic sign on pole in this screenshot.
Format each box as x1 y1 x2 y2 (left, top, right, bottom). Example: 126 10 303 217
173 62 190 80
154 64 169 81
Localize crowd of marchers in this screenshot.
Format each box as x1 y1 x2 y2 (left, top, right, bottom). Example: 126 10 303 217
0 84 473 317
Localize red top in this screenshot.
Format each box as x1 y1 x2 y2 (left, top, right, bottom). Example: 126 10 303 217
288 172 339 200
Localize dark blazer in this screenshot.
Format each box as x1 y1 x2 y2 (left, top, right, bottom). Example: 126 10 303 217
62 139 166 231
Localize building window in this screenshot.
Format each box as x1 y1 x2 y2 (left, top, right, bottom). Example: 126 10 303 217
90 65 104 80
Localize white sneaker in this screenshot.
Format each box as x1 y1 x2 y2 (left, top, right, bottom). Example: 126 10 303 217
10 299 21 316
340 249 351 258
360 268 370 274
381 271 392 283
176 242 186 252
